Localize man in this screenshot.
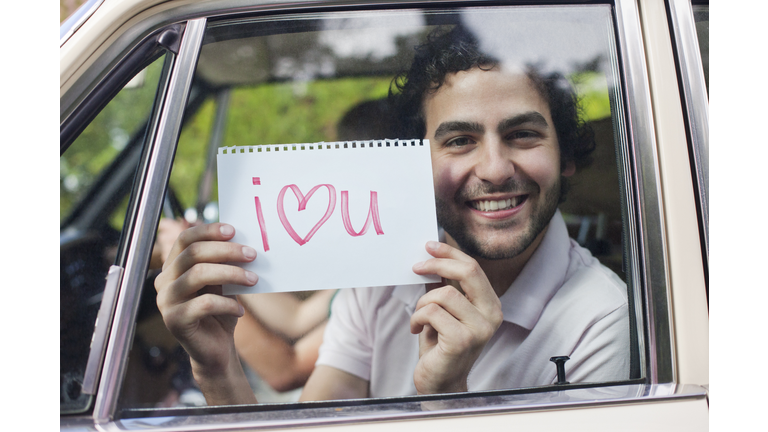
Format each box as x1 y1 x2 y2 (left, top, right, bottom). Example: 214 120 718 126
154 26 628 405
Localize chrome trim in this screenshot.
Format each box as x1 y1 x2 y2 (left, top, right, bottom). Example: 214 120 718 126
668 0 708 258
92 18 207 423
82 265 124 395
60 0 105 46
604 14 646 380
196 89 231 212
614 0 675 383
111 384 706 431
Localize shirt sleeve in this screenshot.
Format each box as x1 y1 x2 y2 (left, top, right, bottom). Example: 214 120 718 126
315 287 375 381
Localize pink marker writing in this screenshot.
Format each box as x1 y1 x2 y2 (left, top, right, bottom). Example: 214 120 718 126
340 191 384 236
251 177 384 250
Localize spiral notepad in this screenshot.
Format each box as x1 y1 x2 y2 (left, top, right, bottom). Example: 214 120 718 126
217 139 440 295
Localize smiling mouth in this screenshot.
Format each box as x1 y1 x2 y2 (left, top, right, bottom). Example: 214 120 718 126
469 195 527 212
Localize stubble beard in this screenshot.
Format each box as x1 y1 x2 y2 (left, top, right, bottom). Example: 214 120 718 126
436 177 562 261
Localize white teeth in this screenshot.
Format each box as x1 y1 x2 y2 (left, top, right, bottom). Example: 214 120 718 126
472 197 520 211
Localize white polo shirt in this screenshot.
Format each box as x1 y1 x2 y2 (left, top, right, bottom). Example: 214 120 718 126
316 211 629 397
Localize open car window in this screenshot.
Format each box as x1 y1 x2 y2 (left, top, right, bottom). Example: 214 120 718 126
118 4 646 414
60 53 169 414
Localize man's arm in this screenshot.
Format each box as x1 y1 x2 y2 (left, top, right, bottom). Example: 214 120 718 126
234 309 326 392
300 365 369 401
238 289 335 340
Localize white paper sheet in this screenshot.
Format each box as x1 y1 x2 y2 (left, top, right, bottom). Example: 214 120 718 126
217 139 440 294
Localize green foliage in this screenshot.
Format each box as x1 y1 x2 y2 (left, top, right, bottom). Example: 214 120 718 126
224 77 392 147
569 71 612 122
169 100 217 210
66 63 610 225
60 56 167 225
171 77 393 212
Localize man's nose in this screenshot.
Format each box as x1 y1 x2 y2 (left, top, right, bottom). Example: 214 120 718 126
474 139 515 185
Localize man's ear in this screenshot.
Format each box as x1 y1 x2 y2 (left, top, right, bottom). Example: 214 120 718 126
561 160 576 177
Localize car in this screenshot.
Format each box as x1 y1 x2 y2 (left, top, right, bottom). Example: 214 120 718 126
60 0 709 430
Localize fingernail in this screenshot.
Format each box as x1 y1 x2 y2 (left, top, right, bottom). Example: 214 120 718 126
242 246 257 260
427 241 439 250
412 261 424 271
245 271 258 285
238 304 245 317
220 224 234 236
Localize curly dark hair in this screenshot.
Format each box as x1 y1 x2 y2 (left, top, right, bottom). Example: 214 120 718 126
389 26 595 201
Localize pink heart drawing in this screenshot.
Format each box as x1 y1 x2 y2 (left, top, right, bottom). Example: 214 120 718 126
277 184 337 246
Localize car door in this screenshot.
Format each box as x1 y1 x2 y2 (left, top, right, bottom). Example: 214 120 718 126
60 0 708 430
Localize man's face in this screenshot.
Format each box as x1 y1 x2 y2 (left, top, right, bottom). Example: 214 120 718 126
424 67 574 260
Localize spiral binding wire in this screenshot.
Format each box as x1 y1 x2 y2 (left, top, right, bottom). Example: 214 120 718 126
218 139 427 154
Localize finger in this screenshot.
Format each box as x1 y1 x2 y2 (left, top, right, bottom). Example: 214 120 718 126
163 223 237 271
184 293 244 322
165 240 257 281
413 258 478 283
176 263 259 300
159 262 257 305
412 242 481 282
163 293 244 334
410 302 465 341
155 240 255 295
414 285 478 324
424 241 475 263
413 258 498 309
414 241 500 305
411 302 497 356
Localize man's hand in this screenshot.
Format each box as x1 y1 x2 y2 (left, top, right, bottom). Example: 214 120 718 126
410 241 503 395
154 223 259 404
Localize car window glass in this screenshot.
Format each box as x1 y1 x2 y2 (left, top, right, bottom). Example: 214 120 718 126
120 5 641 412
60 54 167 414
692 4 709 94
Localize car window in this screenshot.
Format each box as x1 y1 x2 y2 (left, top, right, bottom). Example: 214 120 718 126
119 4 643 413
692 3 709 94
60 54 168 414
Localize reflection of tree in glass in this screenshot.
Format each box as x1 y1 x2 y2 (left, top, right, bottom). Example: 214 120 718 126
60 57 166 222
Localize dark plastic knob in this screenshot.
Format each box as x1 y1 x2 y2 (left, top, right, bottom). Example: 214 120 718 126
550 356 570 385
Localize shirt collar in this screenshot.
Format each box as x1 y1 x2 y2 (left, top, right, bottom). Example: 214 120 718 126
393 284 424 316
500 210 570 330
392 212 570 328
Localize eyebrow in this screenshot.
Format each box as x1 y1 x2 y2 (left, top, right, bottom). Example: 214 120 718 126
497 112 550 133
433 121 485 140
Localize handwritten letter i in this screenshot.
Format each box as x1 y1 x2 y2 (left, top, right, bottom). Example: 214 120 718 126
252 177 270 252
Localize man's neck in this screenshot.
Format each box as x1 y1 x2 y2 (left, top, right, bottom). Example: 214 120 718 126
445 227 549 298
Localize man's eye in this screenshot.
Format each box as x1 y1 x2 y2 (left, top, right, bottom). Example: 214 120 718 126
445 136 475 147
507 130 539 140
